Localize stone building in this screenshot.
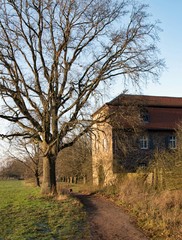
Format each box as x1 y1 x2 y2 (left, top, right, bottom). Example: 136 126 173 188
92 94 182 185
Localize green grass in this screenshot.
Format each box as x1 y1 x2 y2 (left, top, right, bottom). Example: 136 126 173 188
0 180 90 240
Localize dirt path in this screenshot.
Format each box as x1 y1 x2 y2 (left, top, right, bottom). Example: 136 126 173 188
75 193 149 240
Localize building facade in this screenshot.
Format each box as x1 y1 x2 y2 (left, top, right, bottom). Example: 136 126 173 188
92 95 182 185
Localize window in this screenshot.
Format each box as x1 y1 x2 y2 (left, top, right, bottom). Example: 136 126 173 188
139 136 149 149
139 162 147 168
103 138 108 151
95 140 99 152
169 136 177 149
140 109 149 122
113 138 118 155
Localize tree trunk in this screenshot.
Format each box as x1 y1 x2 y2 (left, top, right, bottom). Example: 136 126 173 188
35 170 40 187
41 155 57 195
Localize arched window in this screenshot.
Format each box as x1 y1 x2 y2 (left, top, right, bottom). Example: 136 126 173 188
103 138 108 151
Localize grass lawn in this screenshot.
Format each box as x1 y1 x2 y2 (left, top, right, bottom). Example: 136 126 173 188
0 180 89 240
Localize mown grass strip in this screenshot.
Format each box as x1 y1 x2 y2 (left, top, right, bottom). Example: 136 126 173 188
0 180 90 240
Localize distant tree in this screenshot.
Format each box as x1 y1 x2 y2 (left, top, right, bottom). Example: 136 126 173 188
57 135 92 184
0 0 164 194
0 158 26 179
8 139 42 187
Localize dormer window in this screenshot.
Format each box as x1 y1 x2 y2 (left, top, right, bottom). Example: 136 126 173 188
140 109 149 122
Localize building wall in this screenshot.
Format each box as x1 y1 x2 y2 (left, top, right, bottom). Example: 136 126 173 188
92 122 116 185
113 129 176 172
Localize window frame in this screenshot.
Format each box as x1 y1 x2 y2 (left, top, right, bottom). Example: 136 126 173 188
168 135 177 149
139 136 149 150
103 138 108 151
140 109 149 123
95 139 99 152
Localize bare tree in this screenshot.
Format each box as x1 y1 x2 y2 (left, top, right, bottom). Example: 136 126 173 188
0 0 164 194
8 139 42 187
0 157 26 180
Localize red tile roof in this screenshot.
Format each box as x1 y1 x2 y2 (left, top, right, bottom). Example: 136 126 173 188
146 107 182 130
108 94 182 107
107 95 182 130
93 95 182 130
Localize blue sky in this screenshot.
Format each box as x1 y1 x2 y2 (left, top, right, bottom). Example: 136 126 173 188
111 0 182 98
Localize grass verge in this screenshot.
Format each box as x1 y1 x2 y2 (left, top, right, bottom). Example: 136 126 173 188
100 174 182 240
0 180 90 240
